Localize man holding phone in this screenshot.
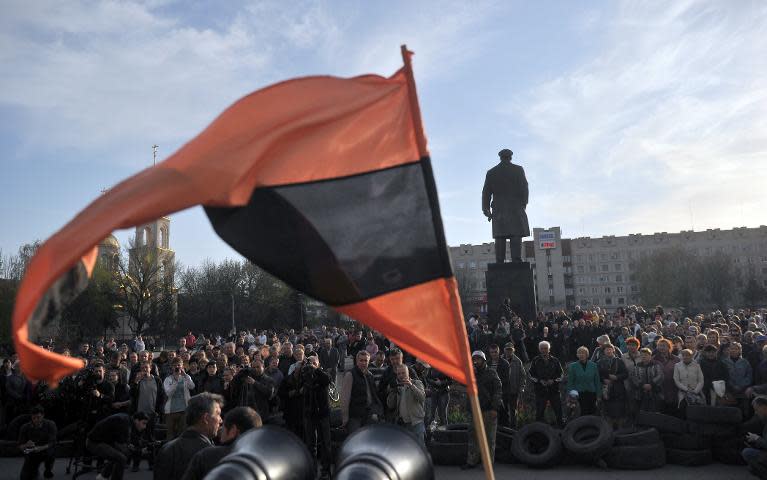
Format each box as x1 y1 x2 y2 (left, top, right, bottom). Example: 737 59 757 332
164 357 195 439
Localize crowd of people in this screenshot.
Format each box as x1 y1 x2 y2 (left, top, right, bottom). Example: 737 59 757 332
1 304 767 478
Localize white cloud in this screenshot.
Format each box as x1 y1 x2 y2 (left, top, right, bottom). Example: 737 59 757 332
510 0 767 234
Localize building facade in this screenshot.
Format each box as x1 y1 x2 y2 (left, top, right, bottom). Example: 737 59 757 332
451 225 767 315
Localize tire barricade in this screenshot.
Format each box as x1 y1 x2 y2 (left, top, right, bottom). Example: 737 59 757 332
427 408 749 470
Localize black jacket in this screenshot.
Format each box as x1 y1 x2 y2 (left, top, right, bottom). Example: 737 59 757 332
154 429 213 480
528 355 564 393
88 413 131 445
468 365 502 412
180 443 233 480
232 369 275 419
302 367 331 419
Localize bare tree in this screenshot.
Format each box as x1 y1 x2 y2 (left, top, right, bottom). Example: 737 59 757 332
114 238 178 335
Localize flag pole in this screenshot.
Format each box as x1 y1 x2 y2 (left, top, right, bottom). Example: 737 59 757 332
400 44 496 480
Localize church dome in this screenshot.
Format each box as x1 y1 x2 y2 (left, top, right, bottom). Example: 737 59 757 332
99 234 120 250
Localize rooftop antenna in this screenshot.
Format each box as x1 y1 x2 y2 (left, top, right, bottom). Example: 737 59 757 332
688 201 694 231
152 144 159 166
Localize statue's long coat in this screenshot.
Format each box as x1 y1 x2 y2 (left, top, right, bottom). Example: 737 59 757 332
481 162 530 238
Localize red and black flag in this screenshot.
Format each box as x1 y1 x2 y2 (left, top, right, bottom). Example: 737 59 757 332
12 48 476 394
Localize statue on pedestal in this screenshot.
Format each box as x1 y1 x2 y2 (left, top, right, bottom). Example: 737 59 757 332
482 149 530 263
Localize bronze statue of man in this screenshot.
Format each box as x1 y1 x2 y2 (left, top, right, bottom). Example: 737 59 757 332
482 148 530 263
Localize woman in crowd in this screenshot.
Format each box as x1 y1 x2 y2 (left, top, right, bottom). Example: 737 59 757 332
565 346 601 416
653 338 680 415
632 347 664 413
597 344 628 428
673 349 705 417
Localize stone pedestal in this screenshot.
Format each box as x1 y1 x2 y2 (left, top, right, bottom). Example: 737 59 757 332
485 262 537 324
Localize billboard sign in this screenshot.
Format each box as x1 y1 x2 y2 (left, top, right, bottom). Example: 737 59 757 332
539 231 556 249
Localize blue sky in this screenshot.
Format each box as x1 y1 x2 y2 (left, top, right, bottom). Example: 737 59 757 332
2 0 766 269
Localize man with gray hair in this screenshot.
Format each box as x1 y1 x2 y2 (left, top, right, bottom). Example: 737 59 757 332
153 392 224 480
528 341 564 426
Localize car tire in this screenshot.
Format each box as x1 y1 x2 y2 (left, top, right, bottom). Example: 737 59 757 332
511 422 563 468
562 416 614 458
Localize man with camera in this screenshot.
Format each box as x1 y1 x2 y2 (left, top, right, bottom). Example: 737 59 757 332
18 405 57 480
79 363 115 428
232 358 276 422
386 363 427 446
163 358 195 439
302 354 333 478
86 411 149 480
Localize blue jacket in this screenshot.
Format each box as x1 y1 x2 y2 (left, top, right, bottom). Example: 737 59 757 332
724 356 753 393
566 360 601 394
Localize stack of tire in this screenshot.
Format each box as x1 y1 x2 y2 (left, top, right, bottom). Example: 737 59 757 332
683 405 744 466
429 423 469 466
428 423 517 465
606 426 665 470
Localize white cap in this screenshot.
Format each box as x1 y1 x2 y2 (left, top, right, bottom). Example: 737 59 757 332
472 350 486 361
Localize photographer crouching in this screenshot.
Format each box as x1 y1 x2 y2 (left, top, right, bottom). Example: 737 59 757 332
85 411 149 480
301 355 332 479
386 363 427 446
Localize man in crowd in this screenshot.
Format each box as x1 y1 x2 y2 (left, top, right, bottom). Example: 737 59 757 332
340 351 383 433
486 344 510 426
528 340 564 426
377 349 417 421
154 393 223 480
317 337 341 382
461 351 502 470
18 406 57 480
743 396 767 475
181 407 262 480
302 354 333 478
232 358 276 422
502 342 526 427
163 357 195 439
86 411 149 480
387 363 427 446
424 364 452 429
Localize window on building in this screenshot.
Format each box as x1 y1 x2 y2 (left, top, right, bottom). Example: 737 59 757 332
614 263 622 271
576 255 584 263
578 287 585 295
589 265 597 273
605 297 613 305
604 287 612 294
601 264 609 272
577 265 585 273
628 262 635 270
600 275 609 283
592 287 599 294
615 274 623 282
588 254 595 262
631 285 639 293
611 252 619 260
617 286 624 293
549 296 555 306
458 262 465 269
470 261 477 269
618 297 625 304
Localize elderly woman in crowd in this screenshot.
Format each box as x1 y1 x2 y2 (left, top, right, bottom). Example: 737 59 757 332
653 338 680 415
632 347 664 413
597 344 628 428
673 348 705 416
566 346 601 416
